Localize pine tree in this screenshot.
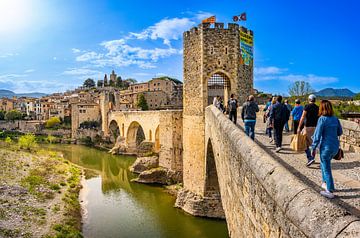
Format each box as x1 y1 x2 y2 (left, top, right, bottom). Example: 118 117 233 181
136 94 149 111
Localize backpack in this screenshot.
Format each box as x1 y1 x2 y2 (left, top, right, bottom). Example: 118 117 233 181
229 99 237 111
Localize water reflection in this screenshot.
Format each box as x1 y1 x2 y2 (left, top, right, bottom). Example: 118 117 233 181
47 144 228 238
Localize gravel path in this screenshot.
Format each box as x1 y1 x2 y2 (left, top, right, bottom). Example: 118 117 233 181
237 115 360 218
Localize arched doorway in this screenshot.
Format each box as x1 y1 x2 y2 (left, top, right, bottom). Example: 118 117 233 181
207 72 231 107
204 139 221 197
126 121 145 152
154 125 160 153
109 120 120 143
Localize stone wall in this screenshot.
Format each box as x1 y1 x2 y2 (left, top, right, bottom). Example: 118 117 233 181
71 103 101 138
205 105 359 238
340 119 360 153
0 120 42 133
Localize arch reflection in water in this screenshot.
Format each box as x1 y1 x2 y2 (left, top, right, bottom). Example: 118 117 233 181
47 144 228 238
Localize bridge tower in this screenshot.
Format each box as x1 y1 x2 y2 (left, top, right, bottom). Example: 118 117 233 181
177 22 253 217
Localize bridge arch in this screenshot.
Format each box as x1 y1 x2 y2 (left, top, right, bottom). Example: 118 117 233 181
126 121 146 152
109 120 120 143
204 138 221 197
207 71 231 107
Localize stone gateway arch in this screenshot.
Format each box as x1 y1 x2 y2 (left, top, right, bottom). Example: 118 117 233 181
177 22 254 216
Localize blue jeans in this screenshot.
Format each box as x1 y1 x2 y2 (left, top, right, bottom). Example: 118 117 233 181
320 148 337 191
284 121 289 131
305 148 314 161
266 128 272 138
244 121 256 140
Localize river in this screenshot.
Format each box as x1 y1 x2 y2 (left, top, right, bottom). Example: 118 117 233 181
48 144 228 238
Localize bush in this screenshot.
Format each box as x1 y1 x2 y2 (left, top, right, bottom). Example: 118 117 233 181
45 117 61 129
18 134 37 150
5 110 23 121
5 136 12 145
46 135 57 144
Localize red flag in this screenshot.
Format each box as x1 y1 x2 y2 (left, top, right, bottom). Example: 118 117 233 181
202 16 216 24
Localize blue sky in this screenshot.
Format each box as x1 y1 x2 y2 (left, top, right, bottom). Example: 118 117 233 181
0 0 359 94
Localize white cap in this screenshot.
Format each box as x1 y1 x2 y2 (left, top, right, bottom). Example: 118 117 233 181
308 94 316 101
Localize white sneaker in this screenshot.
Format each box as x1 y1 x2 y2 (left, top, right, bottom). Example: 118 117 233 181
275 147 281 152
321 183 327 190
320 190 335 199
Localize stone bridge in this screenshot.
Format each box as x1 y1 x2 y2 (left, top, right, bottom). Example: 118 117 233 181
105 110 183 175
201 105 360 237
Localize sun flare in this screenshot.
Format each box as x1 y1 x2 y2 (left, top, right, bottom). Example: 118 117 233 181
0 0 31 34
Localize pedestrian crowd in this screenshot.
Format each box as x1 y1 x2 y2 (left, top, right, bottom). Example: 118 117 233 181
213 93 343 199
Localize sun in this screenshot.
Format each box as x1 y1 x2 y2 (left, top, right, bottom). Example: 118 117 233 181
0 0 31 34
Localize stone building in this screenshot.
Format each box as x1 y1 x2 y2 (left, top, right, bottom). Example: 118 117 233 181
71 102 101 138
180 22 254 212
0 98 15 111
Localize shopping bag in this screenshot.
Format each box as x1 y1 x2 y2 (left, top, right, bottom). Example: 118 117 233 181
290 133 307 151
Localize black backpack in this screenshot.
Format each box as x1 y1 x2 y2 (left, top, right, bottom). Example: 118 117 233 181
229 99 237 111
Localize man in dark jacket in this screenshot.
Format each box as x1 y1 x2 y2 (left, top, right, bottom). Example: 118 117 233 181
241 95 259 140
228 94 238 124
269 96 290 152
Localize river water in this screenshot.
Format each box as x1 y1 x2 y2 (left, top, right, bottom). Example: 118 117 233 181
48 144 228 238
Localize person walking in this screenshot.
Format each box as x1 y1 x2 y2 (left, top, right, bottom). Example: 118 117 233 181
284 100 292 132
310 100 343 199
213 95 220 108
241 95 259 140
269 96 290 152
265 97 277 143
228 94 238 124
291 99 304 134
218 97 225 113
298 94 319 166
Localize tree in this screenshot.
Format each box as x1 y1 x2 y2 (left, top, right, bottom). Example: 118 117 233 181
136 94 149 110
18 134 37 150
0 110 5 120
115 76 123 88
125 78 137 84
83 78 95 88
288 81 314 97
5 110 23 121
354 93 360 100
97 80 103 88
45 117 61 128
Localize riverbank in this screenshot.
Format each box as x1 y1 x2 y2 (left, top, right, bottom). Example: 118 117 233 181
0 146 83 238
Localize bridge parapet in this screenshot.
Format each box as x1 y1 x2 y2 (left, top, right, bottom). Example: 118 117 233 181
204 105 359 237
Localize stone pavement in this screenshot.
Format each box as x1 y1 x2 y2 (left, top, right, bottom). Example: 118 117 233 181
237 115 360 218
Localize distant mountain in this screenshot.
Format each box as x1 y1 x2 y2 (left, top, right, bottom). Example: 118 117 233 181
315 88 356 98
0 89 46 98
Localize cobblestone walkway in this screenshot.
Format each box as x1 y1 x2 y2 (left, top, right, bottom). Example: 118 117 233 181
237 116 360 218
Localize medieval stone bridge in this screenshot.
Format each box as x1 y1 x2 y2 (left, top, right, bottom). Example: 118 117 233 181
99 22 360 237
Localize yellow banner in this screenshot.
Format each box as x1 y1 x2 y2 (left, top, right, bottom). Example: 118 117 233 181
240 31 253 46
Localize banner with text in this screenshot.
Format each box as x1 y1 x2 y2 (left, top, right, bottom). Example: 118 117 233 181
240 31 253 66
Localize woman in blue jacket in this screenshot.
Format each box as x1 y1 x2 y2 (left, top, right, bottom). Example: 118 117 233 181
311 100 343 199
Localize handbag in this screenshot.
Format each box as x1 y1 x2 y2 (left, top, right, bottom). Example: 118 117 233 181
333 148 344 161
290 133 307 151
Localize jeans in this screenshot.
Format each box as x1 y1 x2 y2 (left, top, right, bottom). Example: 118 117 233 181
244 121 256 140
293 120 300 134
229 110 237 124
266 128 272 138
320 148 337 191
305 148 314 161
273 122 284 148
284 121 290 132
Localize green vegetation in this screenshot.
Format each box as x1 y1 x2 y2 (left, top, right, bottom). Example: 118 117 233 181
136 93 149 110
334 103 360 118
5 110 23 121
0 110 5 120
354 93 360 100
83 78 96 88
5 136 12 145
46 117 61 129
18 134 37 151
46 135 57 144
79 120 100 129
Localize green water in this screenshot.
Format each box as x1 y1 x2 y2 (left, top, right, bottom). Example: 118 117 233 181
48 144 228 238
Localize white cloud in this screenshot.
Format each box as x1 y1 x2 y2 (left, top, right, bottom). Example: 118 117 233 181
62 68 104 79
254 66 286 76
53 57 57 60
279 74 338 84
130 17 195 46
76 51 103 62
194 11 214 21
24 69 35 73
0 74 27 80
72 48 81 53
0 53 18 58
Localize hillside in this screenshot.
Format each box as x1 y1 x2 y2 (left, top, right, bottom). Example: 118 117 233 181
315 88 356 98
0 89 46 98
